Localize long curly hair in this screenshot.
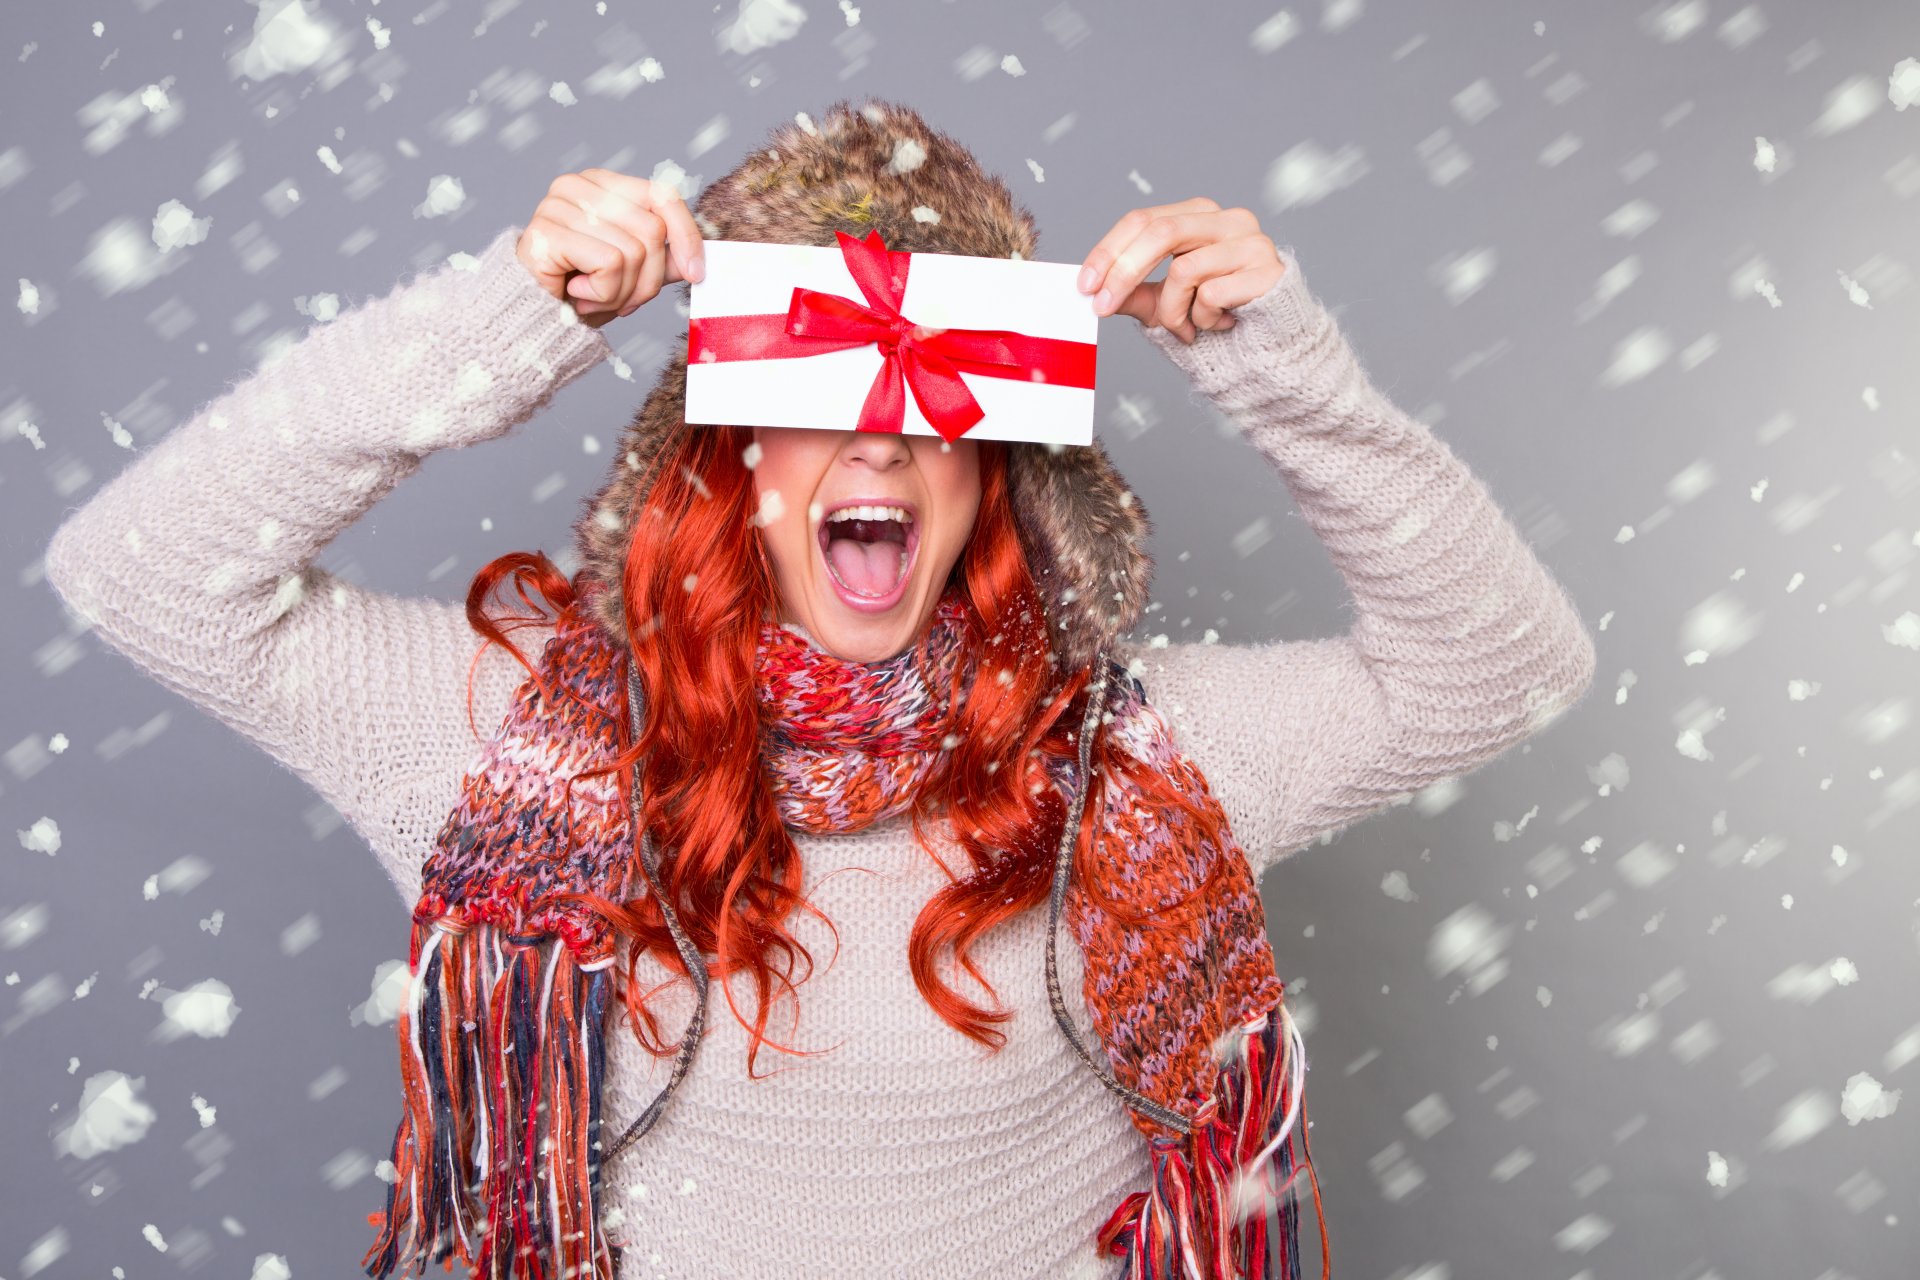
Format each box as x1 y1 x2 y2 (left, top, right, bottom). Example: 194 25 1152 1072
457 426 1245 1081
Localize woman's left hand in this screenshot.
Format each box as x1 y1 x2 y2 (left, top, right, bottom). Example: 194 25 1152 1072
1076 197 1286 345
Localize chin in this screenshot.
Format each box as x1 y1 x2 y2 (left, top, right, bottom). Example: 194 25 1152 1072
807 580 933 662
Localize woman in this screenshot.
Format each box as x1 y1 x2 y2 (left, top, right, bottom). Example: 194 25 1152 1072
43 99 1596 1279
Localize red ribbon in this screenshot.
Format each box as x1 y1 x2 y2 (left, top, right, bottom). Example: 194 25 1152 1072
687 228 1097 443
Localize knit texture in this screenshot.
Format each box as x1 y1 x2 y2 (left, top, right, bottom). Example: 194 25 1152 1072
42 223 1597 1279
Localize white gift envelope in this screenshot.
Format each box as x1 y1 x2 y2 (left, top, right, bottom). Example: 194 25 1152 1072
684 235 1099 447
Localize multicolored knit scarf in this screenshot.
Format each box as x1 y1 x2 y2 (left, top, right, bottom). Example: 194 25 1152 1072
361 579 1327 1279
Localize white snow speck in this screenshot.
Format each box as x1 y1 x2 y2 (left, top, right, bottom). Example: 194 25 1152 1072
57 1070 158 1158
1598 326 1671 387
1639 1 1706 42
230 0 348 80
1830 267 1875 310
1893 58 1920 110
1763 1088 1835 1149
1885 611 1920 650
454 359 495 402
887 137 927 175
1 902 49 948
152 198 213 253
719 0 807 55
78 218 173 296
415 174 466 219
78 81 183 156
353 958 411 1027
1320 0 1362 33
142 853 212 899
550 81 578 107
1264 140 1369 212
1812 75 1882 136
584 55 666 98
320 1148 374 1190
1250 11 1300 54
1840 1071 1900 1124
18 815 61 855
273 915 320 961
1553 1213 1613 1253
154 979 241 1041
19 1226 69 1277
688 114 730 158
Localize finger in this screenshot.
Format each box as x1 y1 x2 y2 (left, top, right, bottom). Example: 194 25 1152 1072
649 181 705 284
550 173 645 311
579 169 704 285
526 204 627 313
545 178 639 311
1079 196 1220 302
1098 206 1256 319
1150 239 1244 343
631 209 669 313
1188 237 1279 331
517 215 578 297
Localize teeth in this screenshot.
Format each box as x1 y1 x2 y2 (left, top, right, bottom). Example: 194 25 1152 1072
826 504 912 525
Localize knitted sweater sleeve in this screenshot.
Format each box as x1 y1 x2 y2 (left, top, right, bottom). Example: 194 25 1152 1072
1118 247 1597 880
42 225 611 905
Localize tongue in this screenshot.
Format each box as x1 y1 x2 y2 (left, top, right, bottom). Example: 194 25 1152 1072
828 536 906 597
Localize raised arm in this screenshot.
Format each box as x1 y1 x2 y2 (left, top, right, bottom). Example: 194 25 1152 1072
42 224 611 903
1120 247 1597 879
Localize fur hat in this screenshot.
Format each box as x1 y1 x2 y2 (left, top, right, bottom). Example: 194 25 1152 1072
568 96 1154 672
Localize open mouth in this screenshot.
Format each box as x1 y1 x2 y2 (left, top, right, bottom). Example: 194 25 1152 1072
817 505 920 613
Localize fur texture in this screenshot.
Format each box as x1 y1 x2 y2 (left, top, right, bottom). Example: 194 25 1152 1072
568 96 1155 673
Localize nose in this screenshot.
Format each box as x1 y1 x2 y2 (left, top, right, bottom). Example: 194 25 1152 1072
838 430 912 472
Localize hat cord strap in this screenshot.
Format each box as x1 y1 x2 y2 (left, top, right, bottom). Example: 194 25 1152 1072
603 661 713 1165
1042 652 1195 1137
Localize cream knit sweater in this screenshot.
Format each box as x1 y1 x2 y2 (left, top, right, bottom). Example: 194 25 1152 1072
42 223 1596 1279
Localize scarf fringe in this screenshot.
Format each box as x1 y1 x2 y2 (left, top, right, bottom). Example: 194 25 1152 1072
360 910 623 1279
1095 999 1330 1279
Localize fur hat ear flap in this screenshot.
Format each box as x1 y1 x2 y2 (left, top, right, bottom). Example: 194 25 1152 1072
569 96 1154 669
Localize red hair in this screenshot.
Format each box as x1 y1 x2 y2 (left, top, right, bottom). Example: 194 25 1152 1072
458 426 1245 1080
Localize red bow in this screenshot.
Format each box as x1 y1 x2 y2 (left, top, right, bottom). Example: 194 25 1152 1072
687 228 1097 443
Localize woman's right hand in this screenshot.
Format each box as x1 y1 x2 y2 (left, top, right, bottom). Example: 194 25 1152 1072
516 169 708 330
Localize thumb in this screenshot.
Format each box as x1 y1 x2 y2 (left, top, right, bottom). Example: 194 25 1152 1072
1110 278 1163 328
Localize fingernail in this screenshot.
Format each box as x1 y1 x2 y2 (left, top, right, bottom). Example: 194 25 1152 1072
690 255 705 282
1094 287 1112 314
1077 265 1096 293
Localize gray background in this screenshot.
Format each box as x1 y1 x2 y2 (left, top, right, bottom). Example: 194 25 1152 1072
5 1 1919 1277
